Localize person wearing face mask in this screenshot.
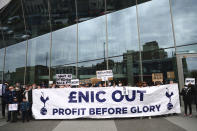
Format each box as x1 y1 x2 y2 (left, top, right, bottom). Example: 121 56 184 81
6 86 16 122
180 83 194 117
23 85 33 119
32 83 37 89
15 83 22 116
118 81 122 87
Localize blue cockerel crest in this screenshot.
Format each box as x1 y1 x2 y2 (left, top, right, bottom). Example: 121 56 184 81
165 88 174 110
40 92 49 115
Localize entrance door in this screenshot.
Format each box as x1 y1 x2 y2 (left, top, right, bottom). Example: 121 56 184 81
177 54 197 89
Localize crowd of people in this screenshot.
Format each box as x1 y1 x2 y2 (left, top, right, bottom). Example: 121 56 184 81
1 80 197 123
1 83 33 123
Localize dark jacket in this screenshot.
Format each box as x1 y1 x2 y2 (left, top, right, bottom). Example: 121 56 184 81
23 90 32 103
20 101 30 111
194 85 197 104
2 84 8 102
180 86 194 102
6 90 16 104
15 90 23 103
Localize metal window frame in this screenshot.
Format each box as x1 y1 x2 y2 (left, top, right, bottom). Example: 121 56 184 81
176 53 197 89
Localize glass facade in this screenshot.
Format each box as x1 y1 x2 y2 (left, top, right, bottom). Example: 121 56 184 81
0 0 197 86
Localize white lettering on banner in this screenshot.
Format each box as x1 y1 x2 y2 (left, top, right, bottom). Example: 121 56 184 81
32 84 181 119
56 74 72 85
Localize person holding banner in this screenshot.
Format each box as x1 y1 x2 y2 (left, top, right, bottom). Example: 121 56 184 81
142 82 148 87
180 84 194 117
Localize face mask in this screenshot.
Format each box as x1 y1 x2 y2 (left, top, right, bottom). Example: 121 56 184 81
108 82 111 86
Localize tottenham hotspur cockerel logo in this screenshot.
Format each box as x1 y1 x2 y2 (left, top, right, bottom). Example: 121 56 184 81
165 88 174 110
40 92 49 115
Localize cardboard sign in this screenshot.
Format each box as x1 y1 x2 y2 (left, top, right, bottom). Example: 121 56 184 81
185 78 195 85
56 74 72 85
152 73 163 82
8 104 18 111
71 79 79 86
167 72 175 79
96 70 113 81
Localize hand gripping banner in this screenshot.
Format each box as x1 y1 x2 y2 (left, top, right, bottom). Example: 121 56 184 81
32 84 181 119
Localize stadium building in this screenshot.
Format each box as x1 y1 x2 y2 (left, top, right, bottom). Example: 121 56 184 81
0 0 197 88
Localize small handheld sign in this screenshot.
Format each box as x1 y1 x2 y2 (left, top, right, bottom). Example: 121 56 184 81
56 74 72 85
71 79 79 86
96 70 113 81
8 104 18 111
185 78 195 85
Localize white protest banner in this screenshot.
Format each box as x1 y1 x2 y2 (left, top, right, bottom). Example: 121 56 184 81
71 79 79 86
185 78 195 85
56 74 72 85
0 84 2 96
96 70 113 81
8 104 18 111
32 84 181 119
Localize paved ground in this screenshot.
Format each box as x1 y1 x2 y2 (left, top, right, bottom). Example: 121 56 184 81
0 102 196 131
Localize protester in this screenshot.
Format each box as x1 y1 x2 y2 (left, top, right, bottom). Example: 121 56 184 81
155 81 162 86
6 86 16 122
32 83 37 89
37 85 41 89
136 81 143 88
20 97 30 123
142 82 148 87
99 83 102 87
23 85 33 119
112 82 117 88
118 81 122 87
52 84 56 88
59 85 65 88
1 82 9 118
41 81 47 88
103 82 107 87
11 97 18 122
180 84 194 117
15 84 22 115
21 85 26 93
194 83 197 113
141 81 151 119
